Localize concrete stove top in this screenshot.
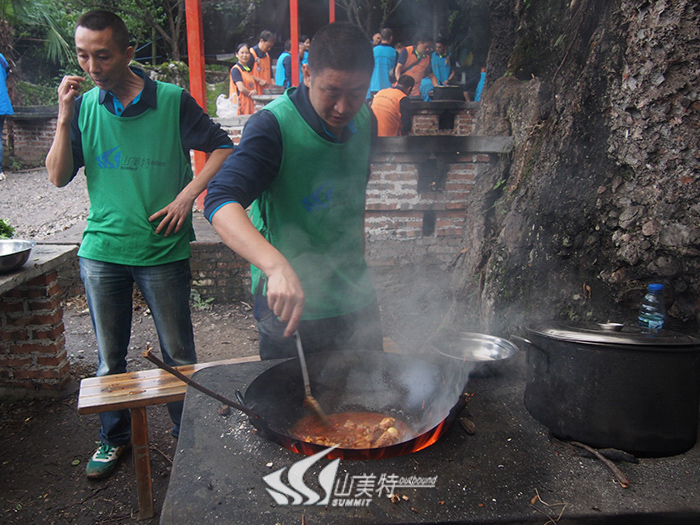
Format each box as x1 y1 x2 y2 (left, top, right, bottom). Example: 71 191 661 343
160 352 700 524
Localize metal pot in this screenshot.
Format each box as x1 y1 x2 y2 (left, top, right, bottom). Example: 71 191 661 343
0 240 35 273
520 321 700 457
265 85 286 95
432 85 465 101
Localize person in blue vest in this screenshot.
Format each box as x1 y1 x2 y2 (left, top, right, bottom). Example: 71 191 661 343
419 36 455 101
45 10 233 481
275 39 306 88
300 34 310 66
474 67 487 101
367 27 398 101
0 51 13 181
205 22 383 360
463 66 487 101
275 40 292 89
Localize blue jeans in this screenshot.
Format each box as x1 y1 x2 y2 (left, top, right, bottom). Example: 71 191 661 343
80 257 196 446
255 295 384 360
0 115 5 169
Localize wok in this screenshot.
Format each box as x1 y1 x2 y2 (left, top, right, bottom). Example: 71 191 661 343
240 351 467 459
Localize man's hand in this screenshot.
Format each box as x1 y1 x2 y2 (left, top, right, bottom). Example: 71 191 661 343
265 266 305 337
210 202 306 337
149 191 195 237
47 76 85 187
56 76 85 123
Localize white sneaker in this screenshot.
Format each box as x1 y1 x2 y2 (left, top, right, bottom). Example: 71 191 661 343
0 172 5 181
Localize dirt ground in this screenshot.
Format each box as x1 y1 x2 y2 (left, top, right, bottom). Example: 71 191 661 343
0 169 451 524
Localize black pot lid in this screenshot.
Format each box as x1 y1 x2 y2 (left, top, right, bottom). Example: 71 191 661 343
526 321 700 347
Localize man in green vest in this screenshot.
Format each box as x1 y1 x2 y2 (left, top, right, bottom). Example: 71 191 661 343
205 23 383 359
45 10 233 480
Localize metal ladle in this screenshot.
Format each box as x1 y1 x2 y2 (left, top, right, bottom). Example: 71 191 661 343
294 330 330 427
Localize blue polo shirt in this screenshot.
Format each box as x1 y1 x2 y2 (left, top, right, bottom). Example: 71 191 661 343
431 52 452 85
69 67 233 179
204 83 377 220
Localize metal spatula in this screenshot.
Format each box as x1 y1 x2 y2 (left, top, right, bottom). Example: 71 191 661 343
294 330 330 427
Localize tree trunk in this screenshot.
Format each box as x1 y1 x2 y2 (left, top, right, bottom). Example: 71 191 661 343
445 0 700 335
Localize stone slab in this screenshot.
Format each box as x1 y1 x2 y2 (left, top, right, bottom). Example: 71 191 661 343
161 352 700 524
0 244 78 295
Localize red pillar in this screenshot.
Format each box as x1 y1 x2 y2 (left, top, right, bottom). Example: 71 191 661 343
185 0 208 209
329 0 335 22
290 0 300 86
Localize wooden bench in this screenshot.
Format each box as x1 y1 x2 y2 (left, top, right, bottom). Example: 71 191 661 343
78 355 261 519
77 338 401 519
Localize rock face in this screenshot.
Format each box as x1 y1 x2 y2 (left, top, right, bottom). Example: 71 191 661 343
446 0 700 334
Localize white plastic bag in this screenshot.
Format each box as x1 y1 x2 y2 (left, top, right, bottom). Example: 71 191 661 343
216 93 238 118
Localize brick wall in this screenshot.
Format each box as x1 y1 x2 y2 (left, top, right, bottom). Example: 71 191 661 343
190 242 251 302
366 137 496 267
0 270 70 390
6 118 58 167
410 101 478 136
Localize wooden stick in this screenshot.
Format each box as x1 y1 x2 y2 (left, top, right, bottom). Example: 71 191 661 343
570 441 630 488
142 348 261 421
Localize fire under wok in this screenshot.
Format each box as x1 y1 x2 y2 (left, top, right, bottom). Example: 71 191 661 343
239 351 469 459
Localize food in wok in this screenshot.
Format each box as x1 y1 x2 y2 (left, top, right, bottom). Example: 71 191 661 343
290 412 410 449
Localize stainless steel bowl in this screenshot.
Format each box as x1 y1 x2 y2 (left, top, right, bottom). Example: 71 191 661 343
429 331 519 377
0 240 36 273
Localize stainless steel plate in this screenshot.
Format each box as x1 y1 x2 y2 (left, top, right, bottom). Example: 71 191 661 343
0 240 36 273
429 331 519 362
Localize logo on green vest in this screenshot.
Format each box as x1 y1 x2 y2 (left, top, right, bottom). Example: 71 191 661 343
96 146 121 169
302 183 334 212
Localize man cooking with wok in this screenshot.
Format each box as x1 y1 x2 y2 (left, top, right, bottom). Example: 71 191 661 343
205 22 383 360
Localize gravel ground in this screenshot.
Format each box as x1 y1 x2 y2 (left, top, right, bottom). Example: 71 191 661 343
1 168 89 240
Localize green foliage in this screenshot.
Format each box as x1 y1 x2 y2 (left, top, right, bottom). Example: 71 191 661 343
13 79 57 105
0 219 14 239
141 60 190 86
206 80 229 117
10 1 76 66
190 288 214 310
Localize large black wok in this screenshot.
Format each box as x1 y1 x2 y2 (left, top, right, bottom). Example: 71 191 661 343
240 351 467 459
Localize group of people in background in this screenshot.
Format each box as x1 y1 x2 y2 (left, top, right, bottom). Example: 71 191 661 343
229 27 485 124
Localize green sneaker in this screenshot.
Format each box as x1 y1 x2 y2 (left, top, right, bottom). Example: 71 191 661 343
85 443 128 480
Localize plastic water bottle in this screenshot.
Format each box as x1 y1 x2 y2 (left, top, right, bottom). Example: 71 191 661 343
638 283 666 330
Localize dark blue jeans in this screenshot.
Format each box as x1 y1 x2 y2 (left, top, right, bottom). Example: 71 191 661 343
80 257 196 446
254 295 384 360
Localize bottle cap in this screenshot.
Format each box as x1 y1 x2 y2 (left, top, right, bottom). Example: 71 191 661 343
648 283 664 292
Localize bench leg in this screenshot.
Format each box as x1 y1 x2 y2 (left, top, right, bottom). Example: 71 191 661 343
131 407 154 519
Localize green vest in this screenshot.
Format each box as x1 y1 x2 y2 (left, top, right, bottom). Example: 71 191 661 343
77 82 194 265
249 90 376 320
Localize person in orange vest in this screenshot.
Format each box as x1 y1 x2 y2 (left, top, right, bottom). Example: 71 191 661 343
394 34 436 98
230 43 263 115
247 30 275 95
371 75 414 136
